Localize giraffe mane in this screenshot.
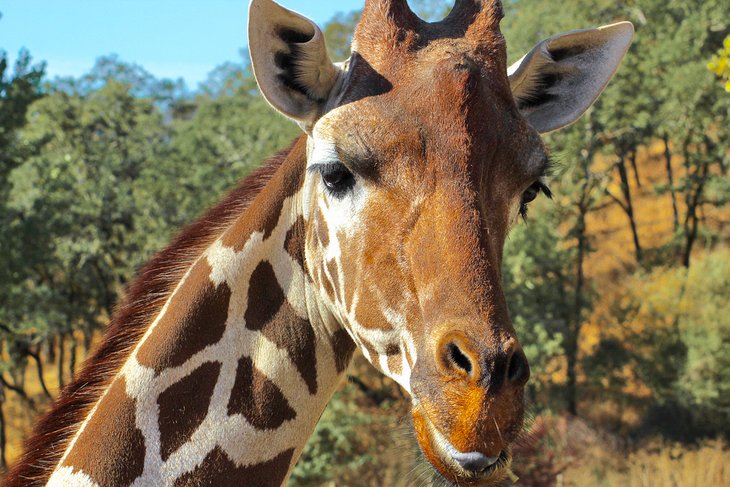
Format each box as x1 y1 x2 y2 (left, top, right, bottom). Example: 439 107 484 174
5 137 305 486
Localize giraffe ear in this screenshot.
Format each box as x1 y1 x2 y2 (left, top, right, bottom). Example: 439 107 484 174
508 21 634 133
248 0 340 127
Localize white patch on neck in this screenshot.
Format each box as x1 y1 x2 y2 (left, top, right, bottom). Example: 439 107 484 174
47 466 99 487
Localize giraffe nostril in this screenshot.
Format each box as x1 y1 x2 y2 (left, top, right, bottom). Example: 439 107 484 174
507 348 530 385
446 342 473 376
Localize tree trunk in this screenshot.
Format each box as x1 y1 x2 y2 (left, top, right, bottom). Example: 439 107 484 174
629 148 642 188
58 332 65 391
564 115 599 417
663 133 679 231
616 153 643 263
0 373 27 401
69 333 78 379
567 203 586 417
46 335 57 364
28 349 52 399
83 326 93 357
682 162 709 268
0 386 6 470
682 214 699 268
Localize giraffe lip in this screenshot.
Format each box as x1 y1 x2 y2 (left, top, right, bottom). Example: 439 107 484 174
420 409 511 481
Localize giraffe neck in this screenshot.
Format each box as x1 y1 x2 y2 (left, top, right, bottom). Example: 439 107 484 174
45 137 356 487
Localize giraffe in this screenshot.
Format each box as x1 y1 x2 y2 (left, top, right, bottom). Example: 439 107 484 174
6 0 633 485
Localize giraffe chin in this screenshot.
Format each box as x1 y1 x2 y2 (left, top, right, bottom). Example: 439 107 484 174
412 408 513 487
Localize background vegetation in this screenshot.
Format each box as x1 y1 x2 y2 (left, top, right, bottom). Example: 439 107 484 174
1 0 728 485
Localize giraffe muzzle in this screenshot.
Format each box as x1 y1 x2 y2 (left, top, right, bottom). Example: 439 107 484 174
408 327 528 485
413 402 515 486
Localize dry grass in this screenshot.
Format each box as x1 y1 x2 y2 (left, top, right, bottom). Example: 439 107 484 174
562 440 729 487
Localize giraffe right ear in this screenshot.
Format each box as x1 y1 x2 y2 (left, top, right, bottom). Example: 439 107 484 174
248 0 340 128
508 22 634 133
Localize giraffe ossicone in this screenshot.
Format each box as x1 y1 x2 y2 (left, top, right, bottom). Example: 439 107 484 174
7 1 632 485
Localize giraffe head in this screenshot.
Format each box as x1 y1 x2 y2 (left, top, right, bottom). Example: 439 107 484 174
250 0 632 483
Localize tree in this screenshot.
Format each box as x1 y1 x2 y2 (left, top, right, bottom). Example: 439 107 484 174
651 0 730 267
0 47 45 469
8 78 172 389
157 73 298 233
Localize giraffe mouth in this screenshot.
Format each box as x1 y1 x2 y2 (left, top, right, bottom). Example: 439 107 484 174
415 407 514 486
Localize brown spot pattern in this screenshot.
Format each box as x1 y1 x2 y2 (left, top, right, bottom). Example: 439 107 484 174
330 328 356 374
325 259 342 303
354 287 392 331
62 376 145 487
227 356 296 429
245 261 318 394
388 353 403 377
173 446 294 487
284 216 306 271
315 207 329 247
158 361 221 461
137 259 230 374
4 141 306 487
320 269 336 302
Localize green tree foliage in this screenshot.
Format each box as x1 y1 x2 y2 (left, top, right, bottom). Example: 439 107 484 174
503 203 569 401
290 387 391 485
0 54 297 466
0 50 46 188
0 49 46 358
161 71 297 231
10 80 170 339
644 0 730 266
324 11 361 61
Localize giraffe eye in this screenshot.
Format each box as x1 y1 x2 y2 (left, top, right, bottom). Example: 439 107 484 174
319 163 355 197
519 180 552 220
521 183 541 204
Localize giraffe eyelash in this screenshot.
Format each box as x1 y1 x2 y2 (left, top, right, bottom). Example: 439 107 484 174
519 180 552 221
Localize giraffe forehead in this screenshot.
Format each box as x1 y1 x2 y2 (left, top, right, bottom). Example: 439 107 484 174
311 42 551 197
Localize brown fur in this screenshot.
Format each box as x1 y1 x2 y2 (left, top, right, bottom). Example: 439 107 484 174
173 446 294 487
4 137 306 486
61 376 145 486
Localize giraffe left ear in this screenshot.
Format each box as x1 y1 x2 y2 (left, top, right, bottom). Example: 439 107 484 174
508 21 634 133
249 0 340 128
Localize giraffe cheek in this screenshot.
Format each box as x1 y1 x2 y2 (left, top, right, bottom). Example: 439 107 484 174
412 408 459 484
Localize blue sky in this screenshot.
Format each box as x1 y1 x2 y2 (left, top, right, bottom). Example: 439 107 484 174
1 0 362 89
